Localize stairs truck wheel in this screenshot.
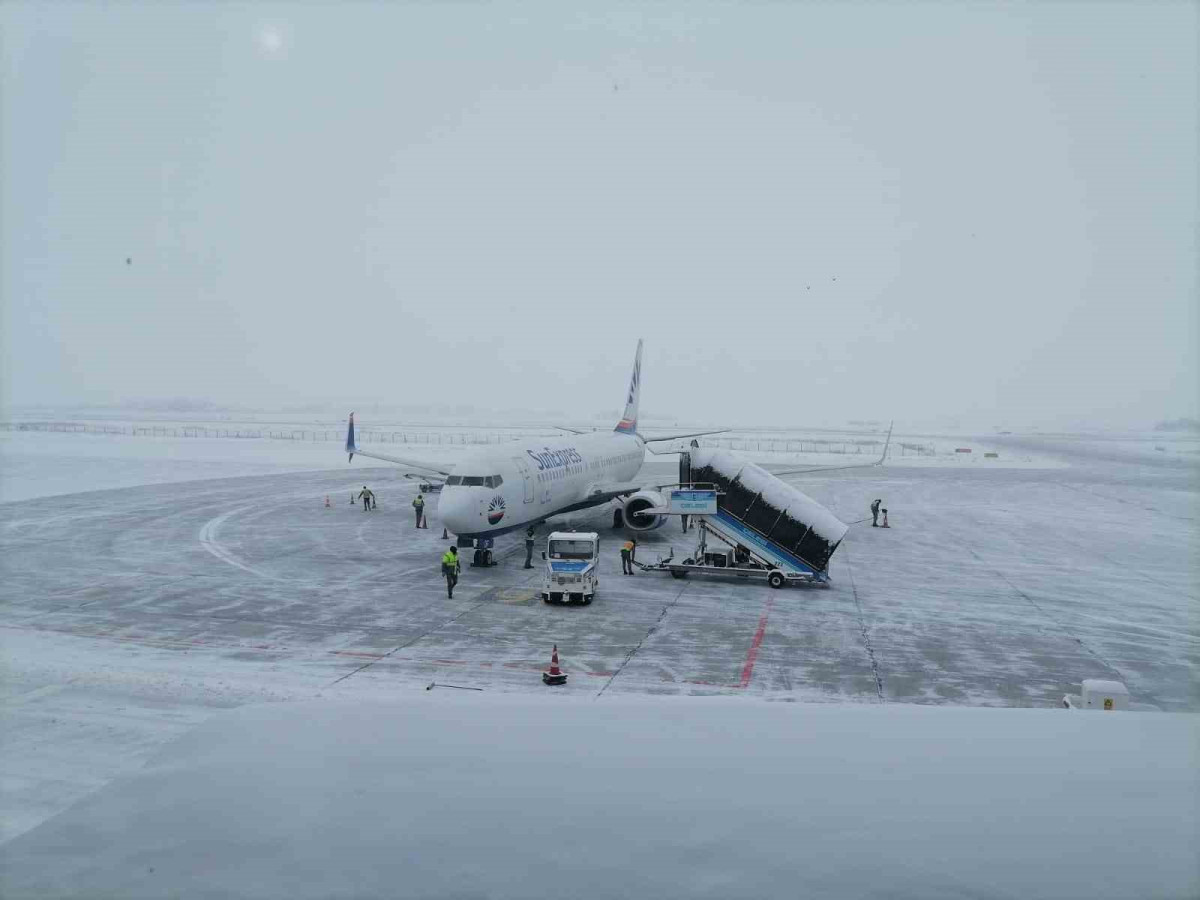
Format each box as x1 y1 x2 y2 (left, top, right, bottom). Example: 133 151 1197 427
670 568 688 579
582 594 593 606
767 571 786 589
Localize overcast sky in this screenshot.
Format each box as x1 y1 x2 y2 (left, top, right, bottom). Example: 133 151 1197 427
2 1 1196 429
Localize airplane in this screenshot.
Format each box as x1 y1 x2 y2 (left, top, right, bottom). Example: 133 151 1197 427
343 340 726 540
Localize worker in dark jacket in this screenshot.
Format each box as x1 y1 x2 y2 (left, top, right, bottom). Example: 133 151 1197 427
359 486 374 512
871 498 882 527
441 546 460 598
620 538 637 575
524 528 536 569
413 493 426 528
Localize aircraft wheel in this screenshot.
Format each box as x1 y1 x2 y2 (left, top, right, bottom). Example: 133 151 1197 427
767 571 786 589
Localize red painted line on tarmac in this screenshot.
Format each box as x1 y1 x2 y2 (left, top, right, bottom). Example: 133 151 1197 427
330 650 385 659
738 595 775 689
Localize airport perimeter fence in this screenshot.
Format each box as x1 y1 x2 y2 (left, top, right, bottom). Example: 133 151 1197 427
0 422 566 445
696 437 935 457
2 421 937 456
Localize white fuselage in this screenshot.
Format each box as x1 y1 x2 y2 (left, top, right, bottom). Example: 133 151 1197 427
438 431 645 538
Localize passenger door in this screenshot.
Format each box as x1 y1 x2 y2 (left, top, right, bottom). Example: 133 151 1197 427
511 456 534 504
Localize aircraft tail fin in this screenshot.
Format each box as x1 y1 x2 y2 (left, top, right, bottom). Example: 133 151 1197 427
614 339 642 434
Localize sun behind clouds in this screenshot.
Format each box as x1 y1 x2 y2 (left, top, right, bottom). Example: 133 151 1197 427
257 25 285 57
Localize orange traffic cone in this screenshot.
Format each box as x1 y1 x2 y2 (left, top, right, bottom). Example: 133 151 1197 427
542 644 567 685
442 527 449 539
349 493 355 505
881 509 890 528
324 495 331 508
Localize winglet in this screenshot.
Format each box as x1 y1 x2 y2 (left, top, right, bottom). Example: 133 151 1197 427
345 412 356 462
614 339 642 434
877 421 893 465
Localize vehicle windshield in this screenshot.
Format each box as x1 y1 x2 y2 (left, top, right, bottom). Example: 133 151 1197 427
549 540 595 560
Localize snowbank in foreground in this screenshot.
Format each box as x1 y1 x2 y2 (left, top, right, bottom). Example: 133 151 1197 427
2 695 1195 899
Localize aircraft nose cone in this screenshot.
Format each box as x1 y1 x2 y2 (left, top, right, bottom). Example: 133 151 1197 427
439 490 470 533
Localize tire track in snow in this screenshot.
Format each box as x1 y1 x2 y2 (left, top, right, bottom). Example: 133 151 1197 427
596 583 689 698
326 592 498 687
841 545 885 702
198 506 285 581
951 533 1130 688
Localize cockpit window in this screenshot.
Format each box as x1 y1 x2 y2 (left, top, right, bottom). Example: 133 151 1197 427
446 475 503 488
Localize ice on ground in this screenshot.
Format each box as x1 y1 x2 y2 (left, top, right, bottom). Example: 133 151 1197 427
1 421 1196 853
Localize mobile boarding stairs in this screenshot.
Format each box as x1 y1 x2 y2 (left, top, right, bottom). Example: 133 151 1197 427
635 486 832 589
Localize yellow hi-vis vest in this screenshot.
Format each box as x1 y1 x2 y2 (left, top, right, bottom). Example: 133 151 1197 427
621 541 635 554
441 551 458 568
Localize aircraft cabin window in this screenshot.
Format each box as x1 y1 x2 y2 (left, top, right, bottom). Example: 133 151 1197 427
445 476 462 486
460 476 486 486
484 475 503 488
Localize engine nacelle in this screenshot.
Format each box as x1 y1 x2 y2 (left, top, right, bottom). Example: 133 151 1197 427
622 490 668 531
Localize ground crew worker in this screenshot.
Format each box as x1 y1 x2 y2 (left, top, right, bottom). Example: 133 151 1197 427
413 492 426 528
441 545 460 598
524 528 536 569
359 486 374 512
620 538 637 575
871 498 882 527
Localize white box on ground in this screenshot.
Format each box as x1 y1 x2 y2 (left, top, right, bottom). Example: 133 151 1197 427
1081 679 1129 710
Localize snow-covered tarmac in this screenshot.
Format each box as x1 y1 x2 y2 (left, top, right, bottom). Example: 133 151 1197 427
1 431 1197 848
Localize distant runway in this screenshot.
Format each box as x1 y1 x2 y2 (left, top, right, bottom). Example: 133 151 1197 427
1 450 1197 839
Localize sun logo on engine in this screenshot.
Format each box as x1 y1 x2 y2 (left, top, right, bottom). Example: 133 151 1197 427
487 495 506 525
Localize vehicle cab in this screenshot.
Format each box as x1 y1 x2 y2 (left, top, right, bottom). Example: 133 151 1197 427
541 531 599 605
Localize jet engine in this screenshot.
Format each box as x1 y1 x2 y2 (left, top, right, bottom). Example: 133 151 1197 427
622 490 668 531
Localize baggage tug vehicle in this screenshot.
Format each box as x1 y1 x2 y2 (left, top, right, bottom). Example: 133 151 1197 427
540 531 600 605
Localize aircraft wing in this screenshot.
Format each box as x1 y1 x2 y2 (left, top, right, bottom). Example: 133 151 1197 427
769 423 893 477
640 428 730 443
344 414 452 477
